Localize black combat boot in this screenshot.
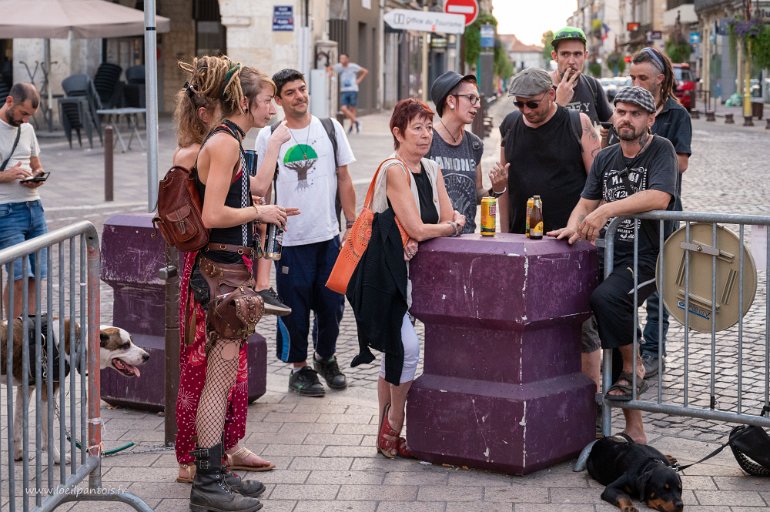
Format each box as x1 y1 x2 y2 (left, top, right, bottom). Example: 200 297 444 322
222 467 266 498
189 443 263 512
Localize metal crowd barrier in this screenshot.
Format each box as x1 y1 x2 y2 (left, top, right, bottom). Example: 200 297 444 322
0 221 151 511
600 211 770 436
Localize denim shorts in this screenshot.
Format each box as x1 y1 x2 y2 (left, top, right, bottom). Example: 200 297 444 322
340 91 358 107
0 200 48 280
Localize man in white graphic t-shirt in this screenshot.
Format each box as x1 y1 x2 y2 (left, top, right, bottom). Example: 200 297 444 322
254 69 356 397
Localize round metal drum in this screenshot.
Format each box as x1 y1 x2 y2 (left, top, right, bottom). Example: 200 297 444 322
658 223 757 333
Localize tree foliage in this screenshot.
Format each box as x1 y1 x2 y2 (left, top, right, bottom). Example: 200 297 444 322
494 38 514 80
665 38 692 64
606 53 626 76
541 30 554 63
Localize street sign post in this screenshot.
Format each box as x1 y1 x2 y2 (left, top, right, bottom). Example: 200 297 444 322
383 9 465 34
480 24 494 48
444 0 478 27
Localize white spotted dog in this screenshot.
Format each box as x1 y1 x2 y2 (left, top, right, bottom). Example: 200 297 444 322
0 316 149 464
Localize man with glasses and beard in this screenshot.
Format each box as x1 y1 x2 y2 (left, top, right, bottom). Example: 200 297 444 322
427 71 485 234
0 83 47 318
548 86 678 444
492 67 602 391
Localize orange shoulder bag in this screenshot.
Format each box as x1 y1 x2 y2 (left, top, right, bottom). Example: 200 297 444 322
326 159 410 294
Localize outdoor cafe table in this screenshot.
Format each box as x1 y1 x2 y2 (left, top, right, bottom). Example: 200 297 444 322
97 107 146 152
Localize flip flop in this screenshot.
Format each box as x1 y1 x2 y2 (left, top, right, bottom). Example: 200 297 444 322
176 463 195 484
226 447 276 472
605 371 649 402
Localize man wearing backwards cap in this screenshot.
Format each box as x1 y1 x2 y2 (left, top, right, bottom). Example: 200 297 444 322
549 86 678 444
550 26 613 125
428 71 485 234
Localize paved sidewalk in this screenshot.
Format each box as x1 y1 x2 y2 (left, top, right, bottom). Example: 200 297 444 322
2 105 770 511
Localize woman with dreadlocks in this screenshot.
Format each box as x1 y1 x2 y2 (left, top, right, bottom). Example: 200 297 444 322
173 55 281 495
176 57 298 512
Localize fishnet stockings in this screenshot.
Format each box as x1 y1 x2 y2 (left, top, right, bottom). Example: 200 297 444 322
195 337 242 448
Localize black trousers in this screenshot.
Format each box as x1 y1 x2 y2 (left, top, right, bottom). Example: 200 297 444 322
590 257 657 351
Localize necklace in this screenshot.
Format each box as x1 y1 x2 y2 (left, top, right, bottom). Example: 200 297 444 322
287 124 312 160
438 118 461 144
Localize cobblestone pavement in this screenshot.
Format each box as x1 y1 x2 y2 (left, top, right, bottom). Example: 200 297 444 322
2 104 770 511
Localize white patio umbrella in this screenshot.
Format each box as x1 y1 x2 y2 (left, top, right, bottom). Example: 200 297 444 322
0 0 170 38
0 0 169 209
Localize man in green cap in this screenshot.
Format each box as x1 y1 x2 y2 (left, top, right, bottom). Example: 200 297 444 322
550 26 613 125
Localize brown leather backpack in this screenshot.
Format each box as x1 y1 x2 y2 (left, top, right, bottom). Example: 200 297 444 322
153 165 209 252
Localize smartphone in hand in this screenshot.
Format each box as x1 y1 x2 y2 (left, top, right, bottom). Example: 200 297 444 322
599 122 613 129
21 171 50 183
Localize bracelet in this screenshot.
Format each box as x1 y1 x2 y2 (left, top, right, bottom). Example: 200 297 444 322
447 221 461 237
345 219 355 229
489 186 507 198
252 204 260 221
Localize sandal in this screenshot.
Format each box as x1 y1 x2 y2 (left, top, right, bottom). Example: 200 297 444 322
396 436 416 459
225 446 276 472
377 403 399 459
605 371 649 402
176 463 196 484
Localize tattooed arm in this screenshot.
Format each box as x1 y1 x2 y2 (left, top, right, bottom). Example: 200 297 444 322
580 113 601 174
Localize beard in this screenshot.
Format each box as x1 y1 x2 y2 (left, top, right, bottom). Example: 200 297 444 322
617 124 646 141
4 109 22 127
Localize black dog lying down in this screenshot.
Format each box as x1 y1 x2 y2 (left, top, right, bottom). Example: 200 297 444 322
586 435 683 512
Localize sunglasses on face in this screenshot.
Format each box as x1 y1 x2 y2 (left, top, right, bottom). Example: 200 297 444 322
513 93 547 109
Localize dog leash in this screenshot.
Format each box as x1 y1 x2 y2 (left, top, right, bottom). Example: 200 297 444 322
674 406 770 473
673 441 729 472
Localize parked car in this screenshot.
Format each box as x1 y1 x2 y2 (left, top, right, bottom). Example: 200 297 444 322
672 63 696 111
600 76 631 102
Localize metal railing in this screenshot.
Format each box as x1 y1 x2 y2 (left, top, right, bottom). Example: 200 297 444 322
1 221 152 511
600 210 770 436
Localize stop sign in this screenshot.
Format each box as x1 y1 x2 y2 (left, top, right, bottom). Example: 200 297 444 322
444 0 479 27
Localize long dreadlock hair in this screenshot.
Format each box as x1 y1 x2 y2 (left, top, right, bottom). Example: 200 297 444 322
631 47 679 108
174 55 232 147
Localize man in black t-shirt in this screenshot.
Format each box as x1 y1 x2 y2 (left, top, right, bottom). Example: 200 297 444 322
550 26 613 125
549 87 677 444
491 67 602 389
494 67 600 234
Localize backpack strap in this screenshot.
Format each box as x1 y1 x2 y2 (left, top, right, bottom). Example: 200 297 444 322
568 109 583 152
320 118 339 170
581 74 598 105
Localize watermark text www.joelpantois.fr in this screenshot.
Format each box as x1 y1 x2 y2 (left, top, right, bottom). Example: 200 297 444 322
26 486 128 497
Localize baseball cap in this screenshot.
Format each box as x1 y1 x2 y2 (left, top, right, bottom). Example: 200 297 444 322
507 68 553 98
430 71 477 116
614 86 656 113
552 26 587 49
